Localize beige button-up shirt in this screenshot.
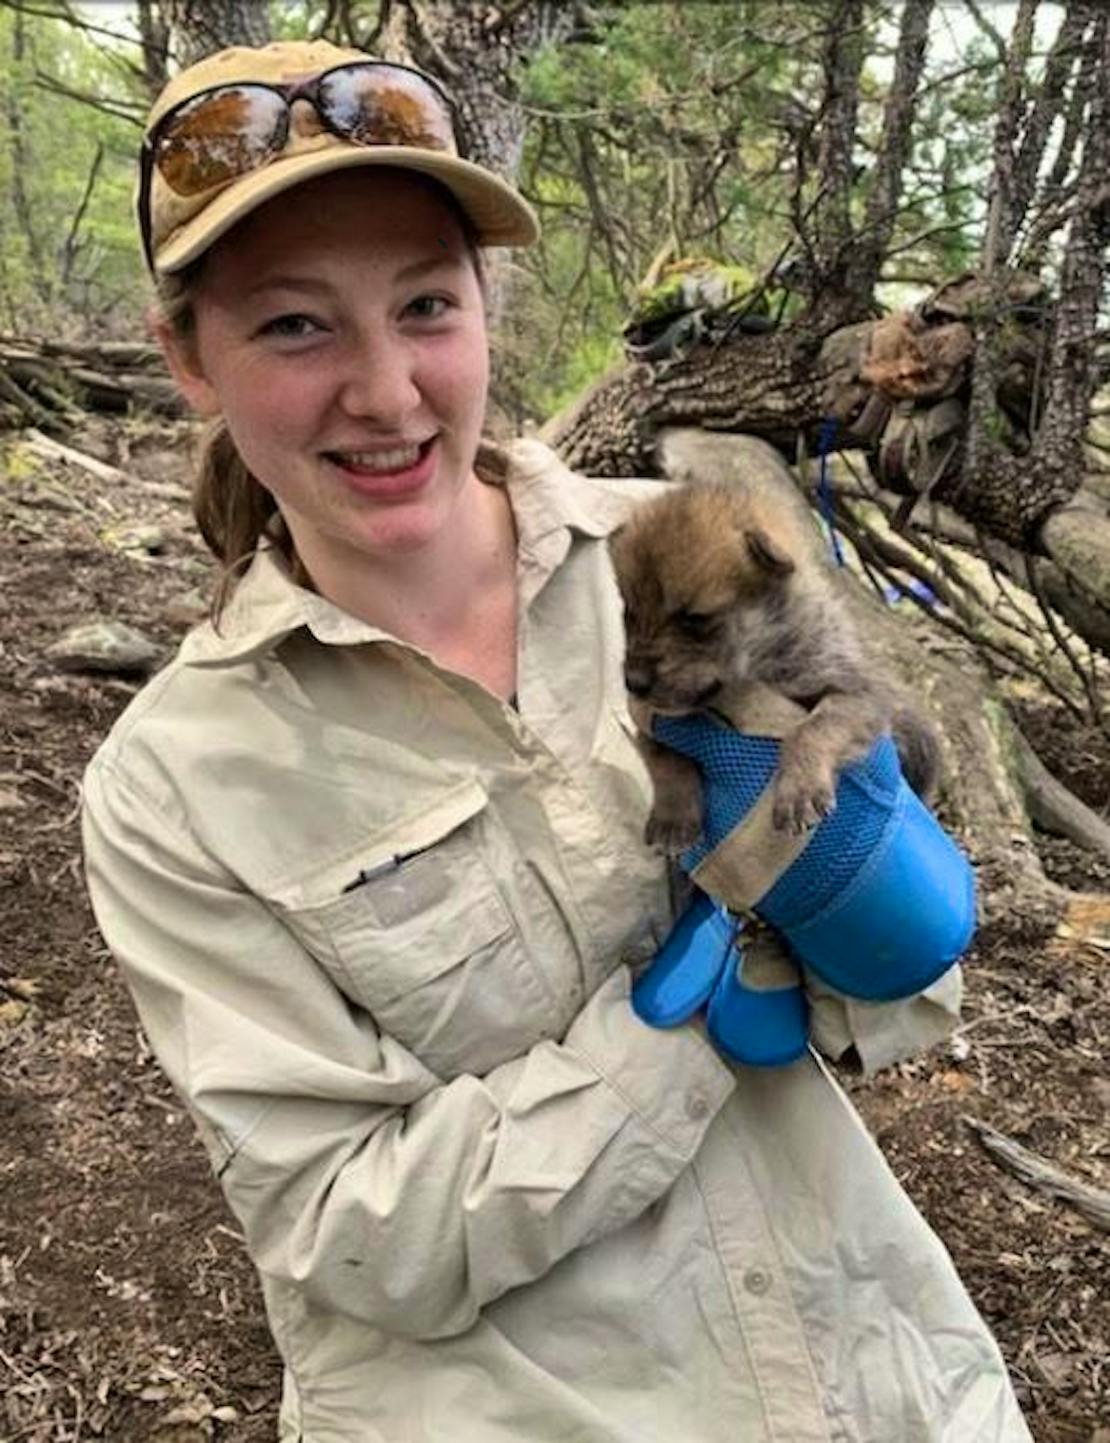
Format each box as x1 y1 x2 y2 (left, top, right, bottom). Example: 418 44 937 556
83 440 1030 1443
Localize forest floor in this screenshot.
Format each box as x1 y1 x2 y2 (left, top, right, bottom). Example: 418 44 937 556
0 414 1107 1443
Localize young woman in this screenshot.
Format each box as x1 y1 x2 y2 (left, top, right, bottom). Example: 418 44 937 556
83 39 1031 1443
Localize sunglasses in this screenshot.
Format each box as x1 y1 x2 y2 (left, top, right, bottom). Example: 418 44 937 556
138 60 460 271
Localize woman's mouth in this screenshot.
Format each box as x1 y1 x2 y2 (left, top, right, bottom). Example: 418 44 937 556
325 438 437 496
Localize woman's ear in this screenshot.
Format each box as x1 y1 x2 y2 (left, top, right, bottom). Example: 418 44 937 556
148 306 221 417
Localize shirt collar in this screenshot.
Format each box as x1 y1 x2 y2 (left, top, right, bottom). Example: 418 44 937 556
181 438 632 669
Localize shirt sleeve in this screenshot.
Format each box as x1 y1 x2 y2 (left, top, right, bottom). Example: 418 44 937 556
82 756 735 1341
804 964 963 1074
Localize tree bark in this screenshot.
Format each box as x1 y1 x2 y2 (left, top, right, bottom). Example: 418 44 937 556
841 0 935 309
543 330 822 476
7 9 50 306
136 0 171 102
802 0 869 331
376 0 574 184
161 0 271 69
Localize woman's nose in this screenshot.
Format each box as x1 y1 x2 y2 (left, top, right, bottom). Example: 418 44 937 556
338 335 422 422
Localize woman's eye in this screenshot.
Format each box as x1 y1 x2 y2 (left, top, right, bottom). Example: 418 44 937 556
405 294 452 321
257 313 323 340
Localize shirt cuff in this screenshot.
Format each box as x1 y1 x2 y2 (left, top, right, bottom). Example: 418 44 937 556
806 961 964 1074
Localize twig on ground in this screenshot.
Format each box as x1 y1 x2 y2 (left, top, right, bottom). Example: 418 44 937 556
963 1115 1110 1233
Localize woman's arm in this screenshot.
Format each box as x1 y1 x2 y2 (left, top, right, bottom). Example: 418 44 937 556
83 756 734 1340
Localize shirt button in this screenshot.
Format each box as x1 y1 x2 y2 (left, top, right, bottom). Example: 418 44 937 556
743 1267 772 1296
686 1091 711 1121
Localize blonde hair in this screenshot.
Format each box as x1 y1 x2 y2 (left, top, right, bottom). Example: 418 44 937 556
156 179 492 624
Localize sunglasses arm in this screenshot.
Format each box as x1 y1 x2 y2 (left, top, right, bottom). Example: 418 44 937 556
137 141 157 275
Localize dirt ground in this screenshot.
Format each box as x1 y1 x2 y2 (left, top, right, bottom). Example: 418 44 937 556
1 415 1107 1443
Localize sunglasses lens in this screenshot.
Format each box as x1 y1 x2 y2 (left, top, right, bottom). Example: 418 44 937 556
156 86 286 195
319 66 455 151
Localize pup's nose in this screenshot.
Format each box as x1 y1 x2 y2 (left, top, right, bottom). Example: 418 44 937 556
624 664 653 697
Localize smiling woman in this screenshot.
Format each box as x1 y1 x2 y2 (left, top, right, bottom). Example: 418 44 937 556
80 36 1033 1443
156 169 511 689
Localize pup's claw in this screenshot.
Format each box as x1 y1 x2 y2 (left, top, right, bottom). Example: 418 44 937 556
771 773 836 835
645 807 703 856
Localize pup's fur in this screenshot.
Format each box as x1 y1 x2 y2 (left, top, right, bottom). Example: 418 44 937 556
608 481 939 852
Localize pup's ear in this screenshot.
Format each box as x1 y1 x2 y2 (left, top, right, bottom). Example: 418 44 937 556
745 526 795 578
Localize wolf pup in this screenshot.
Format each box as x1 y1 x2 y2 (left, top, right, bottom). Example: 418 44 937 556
608 481 939 853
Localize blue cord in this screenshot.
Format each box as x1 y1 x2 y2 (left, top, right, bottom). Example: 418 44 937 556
816 416 846 568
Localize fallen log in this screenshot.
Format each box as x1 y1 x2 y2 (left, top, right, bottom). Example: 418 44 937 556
0 337 183 424
19 428 190 501
544 294 1110 663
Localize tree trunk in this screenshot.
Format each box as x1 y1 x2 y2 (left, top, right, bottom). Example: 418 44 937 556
841 0 935 308
161 0 271 69
136 0 172 102
544 329 822 477
7 10 50 307
376 0 573 184
373 1 579 333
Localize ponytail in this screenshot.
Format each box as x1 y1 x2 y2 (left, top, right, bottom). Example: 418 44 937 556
157 266 296 624
192 417 293 622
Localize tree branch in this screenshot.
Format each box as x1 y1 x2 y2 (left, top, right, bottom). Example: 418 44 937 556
844 0 935 302
961 0 1009 61
3 0 147 58
1031 11 1110 468
1010 3 1090 227
58 141 103 288
32 70 145 127
966 0 1039 483
965 1117 1110 1232
808 0 868 323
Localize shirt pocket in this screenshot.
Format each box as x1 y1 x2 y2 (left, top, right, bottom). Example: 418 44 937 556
279 781 562 1080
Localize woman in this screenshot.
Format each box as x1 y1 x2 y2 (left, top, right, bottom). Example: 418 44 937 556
83 39 1031 1443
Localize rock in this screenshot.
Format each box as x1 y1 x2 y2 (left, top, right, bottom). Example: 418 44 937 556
0 997 29 1027
138 448 189 484
102 523 168 555
163 587 209 628
45 620 162 677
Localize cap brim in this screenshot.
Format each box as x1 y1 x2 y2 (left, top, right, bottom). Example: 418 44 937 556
155 145 539 273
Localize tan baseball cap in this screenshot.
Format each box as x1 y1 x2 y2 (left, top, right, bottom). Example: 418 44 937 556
141 39 539 275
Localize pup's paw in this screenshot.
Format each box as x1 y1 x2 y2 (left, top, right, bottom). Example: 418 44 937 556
771 766 837 835
645 803 703 856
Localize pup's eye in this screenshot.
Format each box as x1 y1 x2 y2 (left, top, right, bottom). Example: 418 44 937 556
673 608 717 639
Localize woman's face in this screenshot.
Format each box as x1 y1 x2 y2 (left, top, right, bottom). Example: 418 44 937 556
169 169 491 567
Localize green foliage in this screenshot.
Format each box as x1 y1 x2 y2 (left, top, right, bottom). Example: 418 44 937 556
0 0 1061 431
509 1 821 419
630 260 760 325
268 4 325 42
0 5 144 333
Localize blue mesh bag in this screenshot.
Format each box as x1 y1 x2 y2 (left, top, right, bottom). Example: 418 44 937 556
651 713 976 1002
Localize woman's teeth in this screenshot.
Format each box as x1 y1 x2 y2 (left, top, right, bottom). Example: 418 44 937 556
336 444 423 472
